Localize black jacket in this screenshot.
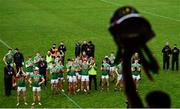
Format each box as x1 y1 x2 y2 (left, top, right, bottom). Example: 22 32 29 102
38 60 47 75
4 65 15 79
172 47 179 59
14 52 24 63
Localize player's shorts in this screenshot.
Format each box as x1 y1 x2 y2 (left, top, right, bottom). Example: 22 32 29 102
17 87 26 92
32 87 41 92
132 75 141 80
69 76 77 82
81 75 89 82
26 72 33 76
101 75 109 80
76 73 81 80
110 66 116 72
117 74 122 81
51 79 59 84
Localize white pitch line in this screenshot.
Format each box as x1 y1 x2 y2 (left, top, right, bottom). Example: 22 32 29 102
60 91 82 109
0 38 12 49
99 0 180 22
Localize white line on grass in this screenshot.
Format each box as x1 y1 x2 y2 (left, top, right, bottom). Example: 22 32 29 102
99 0 180 22
0 37 81 108
60 91 82 109
0 38 12 49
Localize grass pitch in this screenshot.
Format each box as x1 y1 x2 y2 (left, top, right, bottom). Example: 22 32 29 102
0 0 180 108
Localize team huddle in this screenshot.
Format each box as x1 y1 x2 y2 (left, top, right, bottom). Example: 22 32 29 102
3 41 142 106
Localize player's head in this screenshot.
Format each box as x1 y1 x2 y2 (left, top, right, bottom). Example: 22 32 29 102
60 41 64 45
15 48 19 53
165 42 169 46
82 51 86 55
110 52 115 56
28 56 32 60
83 40 87 44
34 67 39 74
134 52 139 57
41 56 45 60
47 50 51 55
174 44 177 48
52 44 56 48
36 52 40 56
8 49 12 53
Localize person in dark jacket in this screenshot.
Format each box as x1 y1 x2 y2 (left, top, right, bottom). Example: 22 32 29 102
75 42 81 58
13 48 24 72
4 63 15 96
38 56 48 86
171 44 179 71
58 42 66 53
58 42 66 64
162 42 171 70
81 41 88 54
87 41 95 58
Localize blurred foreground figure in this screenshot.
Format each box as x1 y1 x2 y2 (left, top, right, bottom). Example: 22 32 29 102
109 6 163 107
146 91 171 108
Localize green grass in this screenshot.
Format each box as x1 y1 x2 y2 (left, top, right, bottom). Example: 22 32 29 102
0 0 180 108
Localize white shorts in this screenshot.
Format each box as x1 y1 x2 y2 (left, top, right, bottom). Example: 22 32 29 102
101 75 109 80
110 66 116 72
117 74 122 81
81 75 89 82
17 87 26 92
69 76 77 82
51 79 59 84
26 72 33 76
32 87 41 92
132 75 140 80
76 73 81 80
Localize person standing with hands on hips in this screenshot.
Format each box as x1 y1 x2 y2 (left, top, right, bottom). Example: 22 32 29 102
29 67 45 106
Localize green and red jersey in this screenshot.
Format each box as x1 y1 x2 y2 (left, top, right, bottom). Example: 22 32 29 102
56 64 64 77
4 53 13 64
30 74 43 87
81 63 89 75
25 60 34 72
131 63 141 76
17 74 26 87
50 66 58 79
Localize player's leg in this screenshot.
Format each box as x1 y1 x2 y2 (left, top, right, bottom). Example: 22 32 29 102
32 88 36 105
119 79 123 91
106 75 110 91
17 88 20 106
23 87 27 105
101 76 104 92
115 78 119 91
172 59 175 71
51 80 54 95
55 80 58 95
81 76 84 92
37 89 41 105
86 76 90 93
176 60 179 71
